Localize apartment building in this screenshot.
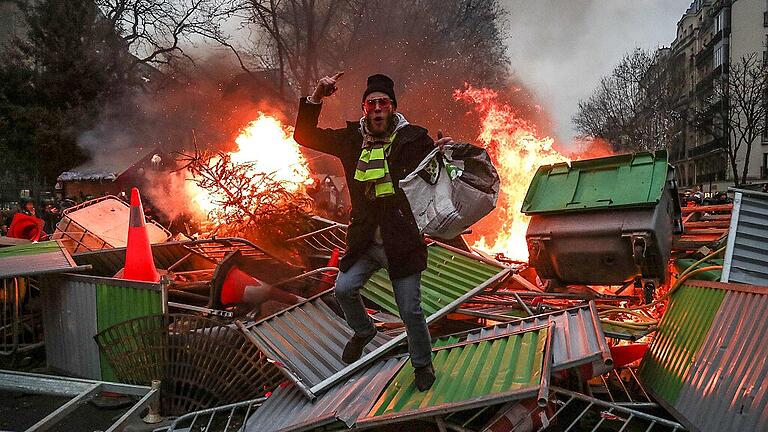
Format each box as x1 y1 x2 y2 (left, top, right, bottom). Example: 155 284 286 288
666 0 768 190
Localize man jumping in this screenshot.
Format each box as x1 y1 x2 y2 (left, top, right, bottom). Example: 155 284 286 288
294 73 452 391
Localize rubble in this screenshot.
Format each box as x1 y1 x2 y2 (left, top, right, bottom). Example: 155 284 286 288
2 153 767 432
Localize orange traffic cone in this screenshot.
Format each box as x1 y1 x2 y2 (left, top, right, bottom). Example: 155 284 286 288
121 188 161 282
609 344 648 368
210 251 299 309
317 248 340 292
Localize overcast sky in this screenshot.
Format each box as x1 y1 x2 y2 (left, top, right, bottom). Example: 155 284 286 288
501 0 692 145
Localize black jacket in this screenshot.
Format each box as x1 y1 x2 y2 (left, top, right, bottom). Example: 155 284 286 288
294 98 435 279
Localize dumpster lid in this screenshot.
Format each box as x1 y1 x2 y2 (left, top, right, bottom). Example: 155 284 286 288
0 240 91 279
522 150 670 214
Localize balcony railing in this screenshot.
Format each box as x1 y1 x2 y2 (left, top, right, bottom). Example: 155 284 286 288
689 138 726 158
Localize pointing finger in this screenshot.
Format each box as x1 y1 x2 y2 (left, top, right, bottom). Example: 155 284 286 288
332 72 345 81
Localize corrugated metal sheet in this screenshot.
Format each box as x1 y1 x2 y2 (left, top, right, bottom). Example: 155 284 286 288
307 263 512 398
435 302 612 375
244 358 404 432
0 241 89 279
73 242 216 277
95 280 163 381
362 243 504 316
41 273 162 381
359 325 551 427
242 295 392 396
241 244 511 399
721 189 768 285
638 282 725 404
42 276 101 379
641 280 768 432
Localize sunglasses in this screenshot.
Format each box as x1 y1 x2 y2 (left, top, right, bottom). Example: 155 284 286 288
363 97 393 111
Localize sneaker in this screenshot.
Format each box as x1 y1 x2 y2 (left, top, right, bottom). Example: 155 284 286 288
414 363 436 392
341 328 377 364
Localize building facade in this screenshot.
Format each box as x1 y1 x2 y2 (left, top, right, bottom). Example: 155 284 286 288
666 0 768 191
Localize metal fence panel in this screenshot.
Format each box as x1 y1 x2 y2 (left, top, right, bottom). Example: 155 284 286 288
359 325 552 428
41 274 162 380
721 189 768 285
362 243 504 317
41 276 102 379
640 280 768 432
638 282 725 404
241 295 392 395
435 302 612 375
674 282 768 432
0 241 89 279
243 358 404 432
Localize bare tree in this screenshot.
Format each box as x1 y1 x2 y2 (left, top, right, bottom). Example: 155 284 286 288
242 0 509 102
96 0 237 66
691 53 768 187
573 48 678 153
243 0 352 96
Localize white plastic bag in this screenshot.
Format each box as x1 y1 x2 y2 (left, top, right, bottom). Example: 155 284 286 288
399 143 499 239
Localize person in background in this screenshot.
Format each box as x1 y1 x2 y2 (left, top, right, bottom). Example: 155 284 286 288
41 202 61 235
5 198 37 227
20 198 36 217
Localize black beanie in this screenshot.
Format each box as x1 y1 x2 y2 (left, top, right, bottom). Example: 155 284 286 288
362 74 397 108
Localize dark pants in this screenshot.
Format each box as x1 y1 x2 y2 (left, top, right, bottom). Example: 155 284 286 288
334 244 432 368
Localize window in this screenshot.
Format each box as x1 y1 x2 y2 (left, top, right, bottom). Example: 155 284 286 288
715 12 722 33
763 153 768 179
715 46 723 67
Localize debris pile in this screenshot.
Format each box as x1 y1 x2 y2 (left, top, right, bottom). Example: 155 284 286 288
1 152 767 432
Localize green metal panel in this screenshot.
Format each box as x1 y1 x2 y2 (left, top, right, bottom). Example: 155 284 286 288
361 244 503 317
367 327 548 419
0 241 61 257
522 150 669 214
96 283 163 381
638 282 725 405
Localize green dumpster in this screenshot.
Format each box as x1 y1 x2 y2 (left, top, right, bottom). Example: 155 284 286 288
523 150 682 285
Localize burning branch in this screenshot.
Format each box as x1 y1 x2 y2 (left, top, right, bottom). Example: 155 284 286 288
177 145 313 241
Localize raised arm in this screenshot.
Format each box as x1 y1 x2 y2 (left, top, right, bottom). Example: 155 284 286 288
293 72 347 158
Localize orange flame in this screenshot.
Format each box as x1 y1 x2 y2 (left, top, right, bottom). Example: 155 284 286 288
188 113 312 220
454 86 568 261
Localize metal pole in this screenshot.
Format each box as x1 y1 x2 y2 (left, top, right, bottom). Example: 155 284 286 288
160 275 170 315
142 380 163 424
512 292 534 316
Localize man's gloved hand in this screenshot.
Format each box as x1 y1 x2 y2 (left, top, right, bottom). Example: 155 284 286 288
435 130 454 152
309 72 344 103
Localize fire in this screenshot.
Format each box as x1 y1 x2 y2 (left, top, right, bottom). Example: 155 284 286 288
188 113 312 218
454 86 568 261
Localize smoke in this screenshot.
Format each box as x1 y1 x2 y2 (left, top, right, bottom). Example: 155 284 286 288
74 56 292 223
501 0 690 146
73 1 688 230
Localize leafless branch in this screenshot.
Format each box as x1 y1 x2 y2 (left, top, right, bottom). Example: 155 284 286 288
176 146 313 240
